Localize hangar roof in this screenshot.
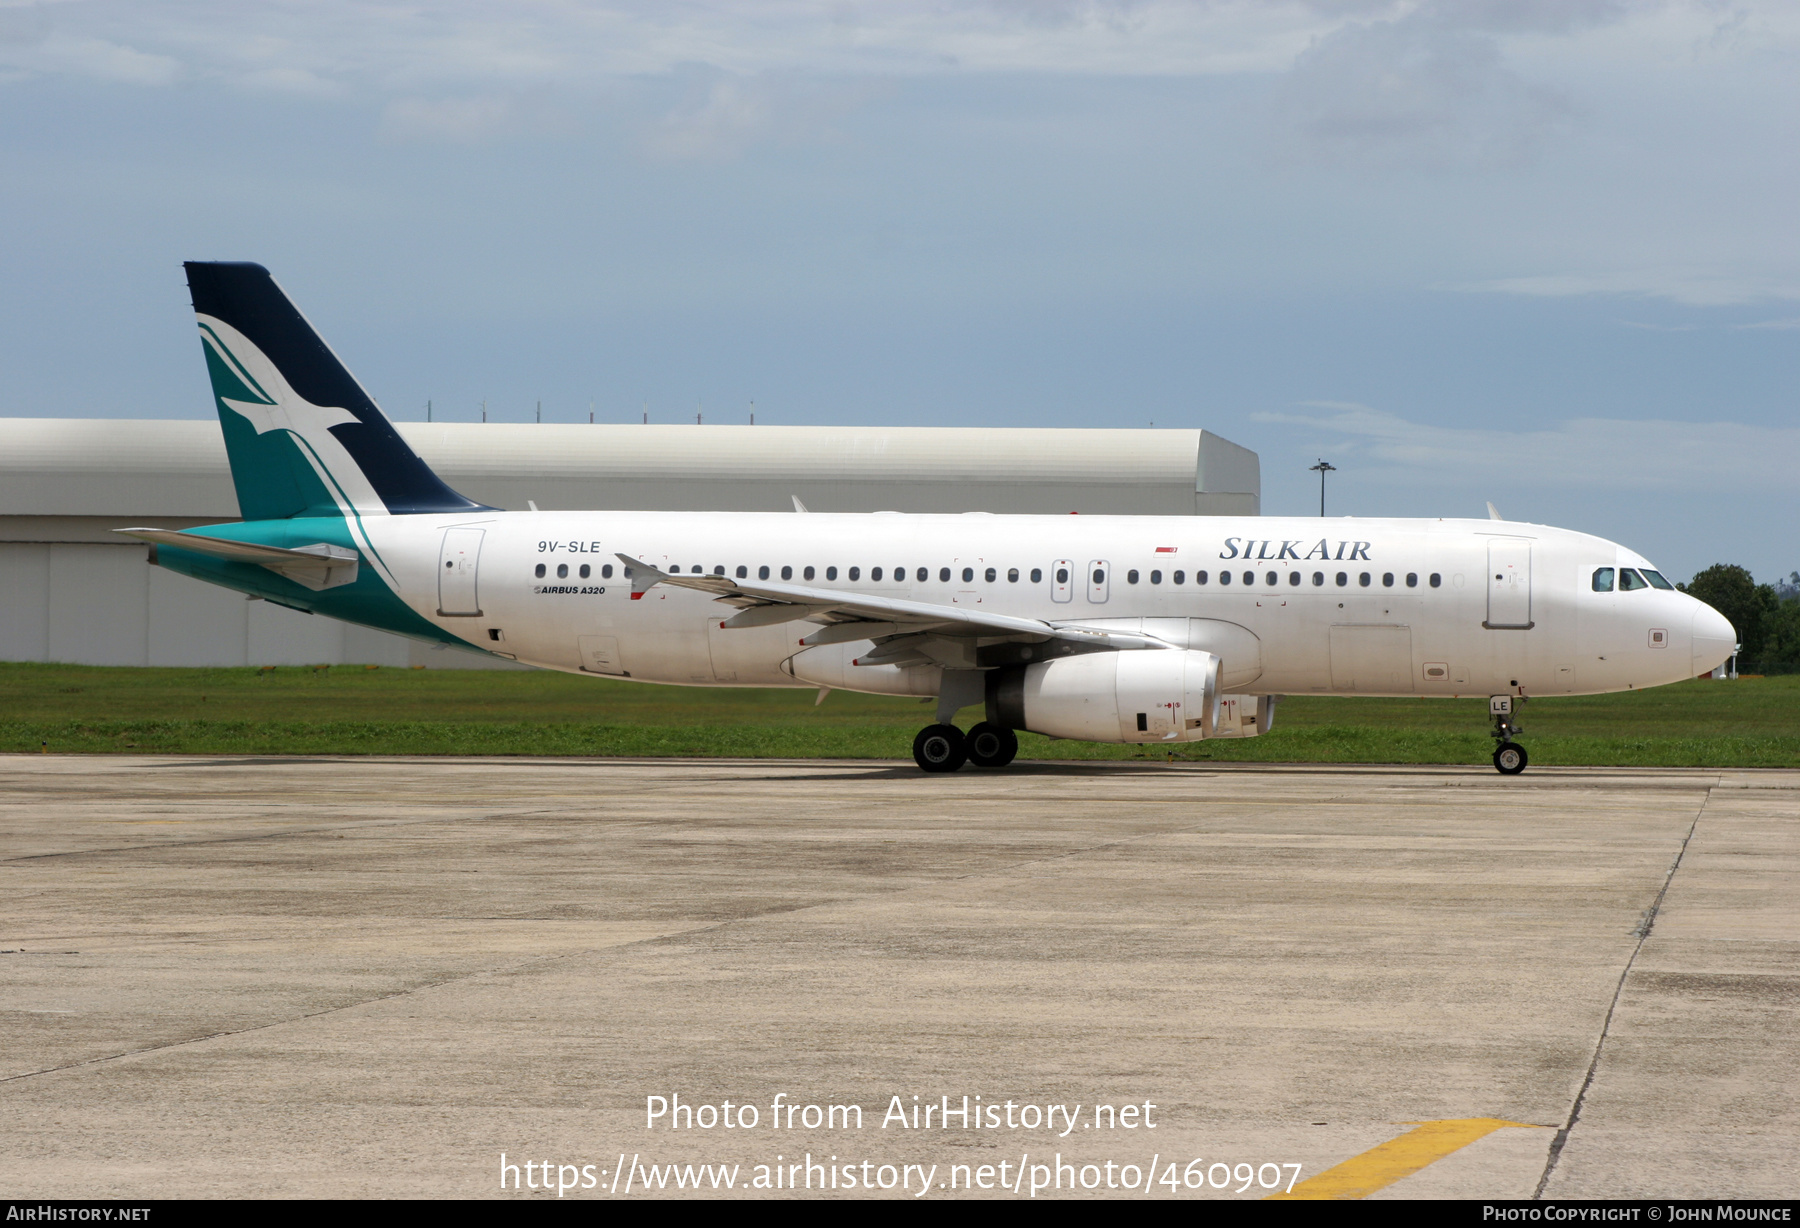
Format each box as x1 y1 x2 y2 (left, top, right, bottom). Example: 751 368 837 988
0 418 1258 520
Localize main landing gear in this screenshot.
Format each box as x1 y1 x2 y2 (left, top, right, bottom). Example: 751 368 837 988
912 721 1019 773
1490 694 1529 775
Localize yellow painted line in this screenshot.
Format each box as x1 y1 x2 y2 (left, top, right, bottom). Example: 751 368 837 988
1268 1118 1544 1200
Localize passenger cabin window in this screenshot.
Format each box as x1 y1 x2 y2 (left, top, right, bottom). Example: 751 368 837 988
1242 571 1253 585
759 565 771 580
986 567 997 583
1642 569 1674 590
940 567 951 582
1592 568 1615 592
826 566 837 580
580 564 590 579
1429 573 1442 588
803 566 814 580
781 565 793 580
1195 571 1207 585
1405 572 1417 588
1358 572 1371 587
1150 570 1162 584
1174 570 1186 584
603 564 614 578
1008 568 1019 582
1619 568 1649 591
534 563 545 578
1382 573 1394 587
962 567 974 582
848 567 861 581
1031 568 1043 583
1335 572 1348 586
557 563 568 578
1219 570 1231 586
871 567 883 581
1289 572 1301 586
1127 570 1140 584
736 565 748 578
1265 571 1277 587
917 568 929 582
1055 567 1068 584
1312 572 1324 586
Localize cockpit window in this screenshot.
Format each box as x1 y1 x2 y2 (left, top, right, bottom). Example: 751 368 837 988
1592 568 1614 592
1619 568 1649 591
1641 569 1674 590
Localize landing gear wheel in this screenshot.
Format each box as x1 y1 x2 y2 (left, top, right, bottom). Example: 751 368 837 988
1493 743 1528 775
912 724 967 773
965 722 1018 769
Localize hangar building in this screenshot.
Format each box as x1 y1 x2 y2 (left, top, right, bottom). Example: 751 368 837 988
0 418 1260 669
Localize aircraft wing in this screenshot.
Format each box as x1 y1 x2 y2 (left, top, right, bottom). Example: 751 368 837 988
615 553 1169 657
117 528 360 591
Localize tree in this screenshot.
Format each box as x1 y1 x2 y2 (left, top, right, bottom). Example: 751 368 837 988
1678 564 1778 662
1760 596 1800 671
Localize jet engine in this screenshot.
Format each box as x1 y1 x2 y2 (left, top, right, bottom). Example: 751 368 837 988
986 648 1222 744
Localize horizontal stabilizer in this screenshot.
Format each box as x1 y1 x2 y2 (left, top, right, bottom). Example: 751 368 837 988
117 528 360 591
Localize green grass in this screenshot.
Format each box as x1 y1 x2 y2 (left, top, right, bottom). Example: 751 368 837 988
2 662 1796 767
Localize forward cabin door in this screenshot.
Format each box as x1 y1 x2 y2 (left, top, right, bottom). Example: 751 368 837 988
437 527 484 617
1485 538 1533 629
1051 559 1074 604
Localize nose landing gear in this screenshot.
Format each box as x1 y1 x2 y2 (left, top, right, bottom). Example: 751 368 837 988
911 721 1019 772
1490 695 1528 775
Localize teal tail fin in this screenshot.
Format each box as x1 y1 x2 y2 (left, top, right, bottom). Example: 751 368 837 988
185 261 489 521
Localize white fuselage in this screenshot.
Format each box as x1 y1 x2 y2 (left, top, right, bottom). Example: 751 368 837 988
366 511 1729 701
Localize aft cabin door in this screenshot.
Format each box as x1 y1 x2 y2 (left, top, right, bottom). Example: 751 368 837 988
1485 538 1533 629
437 527 484 617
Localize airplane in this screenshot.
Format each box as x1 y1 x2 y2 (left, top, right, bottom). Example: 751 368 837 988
118 262 1738 775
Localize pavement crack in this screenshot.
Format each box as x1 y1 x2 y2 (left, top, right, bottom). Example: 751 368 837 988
0 949 574 1089
1532 781 1714 1200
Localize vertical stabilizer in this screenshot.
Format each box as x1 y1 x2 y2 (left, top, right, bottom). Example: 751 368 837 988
184 261 489 520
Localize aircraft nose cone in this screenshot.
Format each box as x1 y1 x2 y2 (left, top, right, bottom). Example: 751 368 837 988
1691 602 1737 676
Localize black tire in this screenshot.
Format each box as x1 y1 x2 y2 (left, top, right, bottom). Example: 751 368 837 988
912 724 967 773
1493 743 1528 775
965 722 1018 769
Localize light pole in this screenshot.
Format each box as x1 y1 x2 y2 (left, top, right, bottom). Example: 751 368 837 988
1310 459 1336 516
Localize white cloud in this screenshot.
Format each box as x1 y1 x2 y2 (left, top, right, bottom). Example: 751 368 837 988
1735 317 1800 331
378 94 569 143
1271 11 1574 170
1252 404 1800 493
642 72 779 161
0 0 1768 90
1461 272 1800 307
9 33 181 85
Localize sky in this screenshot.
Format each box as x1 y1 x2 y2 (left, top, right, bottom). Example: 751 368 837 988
1 0 1796 583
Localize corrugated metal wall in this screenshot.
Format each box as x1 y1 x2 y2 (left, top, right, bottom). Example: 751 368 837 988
0 542 516 669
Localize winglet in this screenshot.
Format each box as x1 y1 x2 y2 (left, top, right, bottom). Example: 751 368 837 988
791 495 809 513
615 553 666 600
1487 501 1503 521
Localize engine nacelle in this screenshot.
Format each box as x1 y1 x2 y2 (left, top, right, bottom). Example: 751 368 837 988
1209 693 1279 738
987 649 1222 744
